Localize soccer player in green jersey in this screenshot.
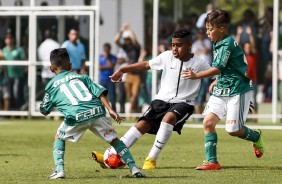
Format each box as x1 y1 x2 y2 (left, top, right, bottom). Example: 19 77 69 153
40 48 145 179
182 10 265 170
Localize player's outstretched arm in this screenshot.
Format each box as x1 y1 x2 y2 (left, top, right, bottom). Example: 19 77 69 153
110 61 150 83
99 94 124 124
181 67 221 79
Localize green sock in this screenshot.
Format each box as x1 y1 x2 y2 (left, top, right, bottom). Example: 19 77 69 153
239 126 260 142
113 140 135 171
205 133 218 163
53 139 65 172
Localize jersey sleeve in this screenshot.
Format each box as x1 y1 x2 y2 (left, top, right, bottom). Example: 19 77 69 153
149 51 169 70
212 44 230 71
40 92 53 115
83 75 108 97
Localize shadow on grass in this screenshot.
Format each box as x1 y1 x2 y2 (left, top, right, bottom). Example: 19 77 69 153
222 165 282 170
156 166 196 169
68 175 194 179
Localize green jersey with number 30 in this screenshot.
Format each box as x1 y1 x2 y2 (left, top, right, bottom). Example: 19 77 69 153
40 71 107 126
212 36 252 96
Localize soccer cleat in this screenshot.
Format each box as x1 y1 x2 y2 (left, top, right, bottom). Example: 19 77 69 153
142 157 156 170
131 166 145 178
252 129 265 158
91 151 107 169
195 161 221 170
48 170 65 179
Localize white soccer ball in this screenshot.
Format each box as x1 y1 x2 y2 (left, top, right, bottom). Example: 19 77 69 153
103 147 126 169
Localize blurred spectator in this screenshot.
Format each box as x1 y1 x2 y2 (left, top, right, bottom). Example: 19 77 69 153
61 28 86 74
0 18 9 49
191 28 212 119
116 49 128 113
2 33 26 110
99 43 117 111
196 3 213 29
0 50 9 112
114 23 141 114
236 9 258 46
258 7 273 102
236 26 258 112
38 29 60 86
37 1 58 45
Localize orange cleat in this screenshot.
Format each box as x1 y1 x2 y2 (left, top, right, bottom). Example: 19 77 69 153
195 161 221 170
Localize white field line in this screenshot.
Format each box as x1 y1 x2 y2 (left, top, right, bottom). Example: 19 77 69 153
120 123 282 130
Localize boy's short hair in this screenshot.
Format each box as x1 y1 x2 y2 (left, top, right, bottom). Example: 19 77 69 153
171 28 192 42
205 10 231 28
50 48 70 68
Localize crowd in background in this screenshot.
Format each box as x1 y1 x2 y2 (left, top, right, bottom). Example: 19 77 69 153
0 2 278 119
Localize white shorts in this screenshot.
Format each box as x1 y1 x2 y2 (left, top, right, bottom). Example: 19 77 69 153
56 117 118 143
203 91 251 132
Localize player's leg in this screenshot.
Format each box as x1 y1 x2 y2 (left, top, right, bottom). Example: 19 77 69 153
121 120 151 148
91 120 149 168
91 106 153 167
226 92 264 158
143 112 176 170
49 122 88 179
143 102 194 170
195 113 221 170
196 96 223 170
90 117 145 177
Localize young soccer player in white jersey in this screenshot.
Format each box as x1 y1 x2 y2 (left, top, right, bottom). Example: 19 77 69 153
40 48 145 179
182 10 265 170
92 28 211 169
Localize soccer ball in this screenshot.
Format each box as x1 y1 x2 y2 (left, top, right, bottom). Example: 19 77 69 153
103 147 126 169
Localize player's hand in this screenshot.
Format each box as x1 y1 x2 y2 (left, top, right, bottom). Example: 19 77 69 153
108 109 124 124
209 81 216 94
109 70 123 83
181 68 197 79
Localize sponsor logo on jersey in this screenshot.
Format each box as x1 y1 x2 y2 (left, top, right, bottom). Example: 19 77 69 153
53 74 81 88
76 106 104 122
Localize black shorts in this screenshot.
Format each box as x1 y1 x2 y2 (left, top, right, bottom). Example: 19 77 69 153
138 99 194 135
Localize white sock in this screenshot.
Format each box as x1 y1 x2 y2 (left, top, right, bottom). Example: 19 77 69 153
148 122 174 161
120 126 142 148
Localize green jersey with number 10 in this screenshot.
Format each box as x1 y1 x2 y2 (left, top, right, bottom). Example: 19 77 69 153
212 36 252 97
40 71 107 126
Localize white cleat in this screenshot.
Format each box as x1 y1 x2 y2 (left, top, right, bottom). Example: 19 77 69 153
48 170 65 179
131 166 145 178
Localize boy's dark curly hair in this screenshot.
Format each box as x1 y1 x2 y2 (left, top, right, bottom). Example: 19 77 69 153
171 28 192 40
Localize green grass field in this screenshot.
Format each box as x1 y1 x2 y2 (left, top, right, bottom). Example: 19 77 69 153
0 119 281 184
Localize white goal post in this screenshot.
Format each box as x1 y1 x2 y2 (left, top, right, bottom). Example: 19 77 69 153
0 0 100 117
